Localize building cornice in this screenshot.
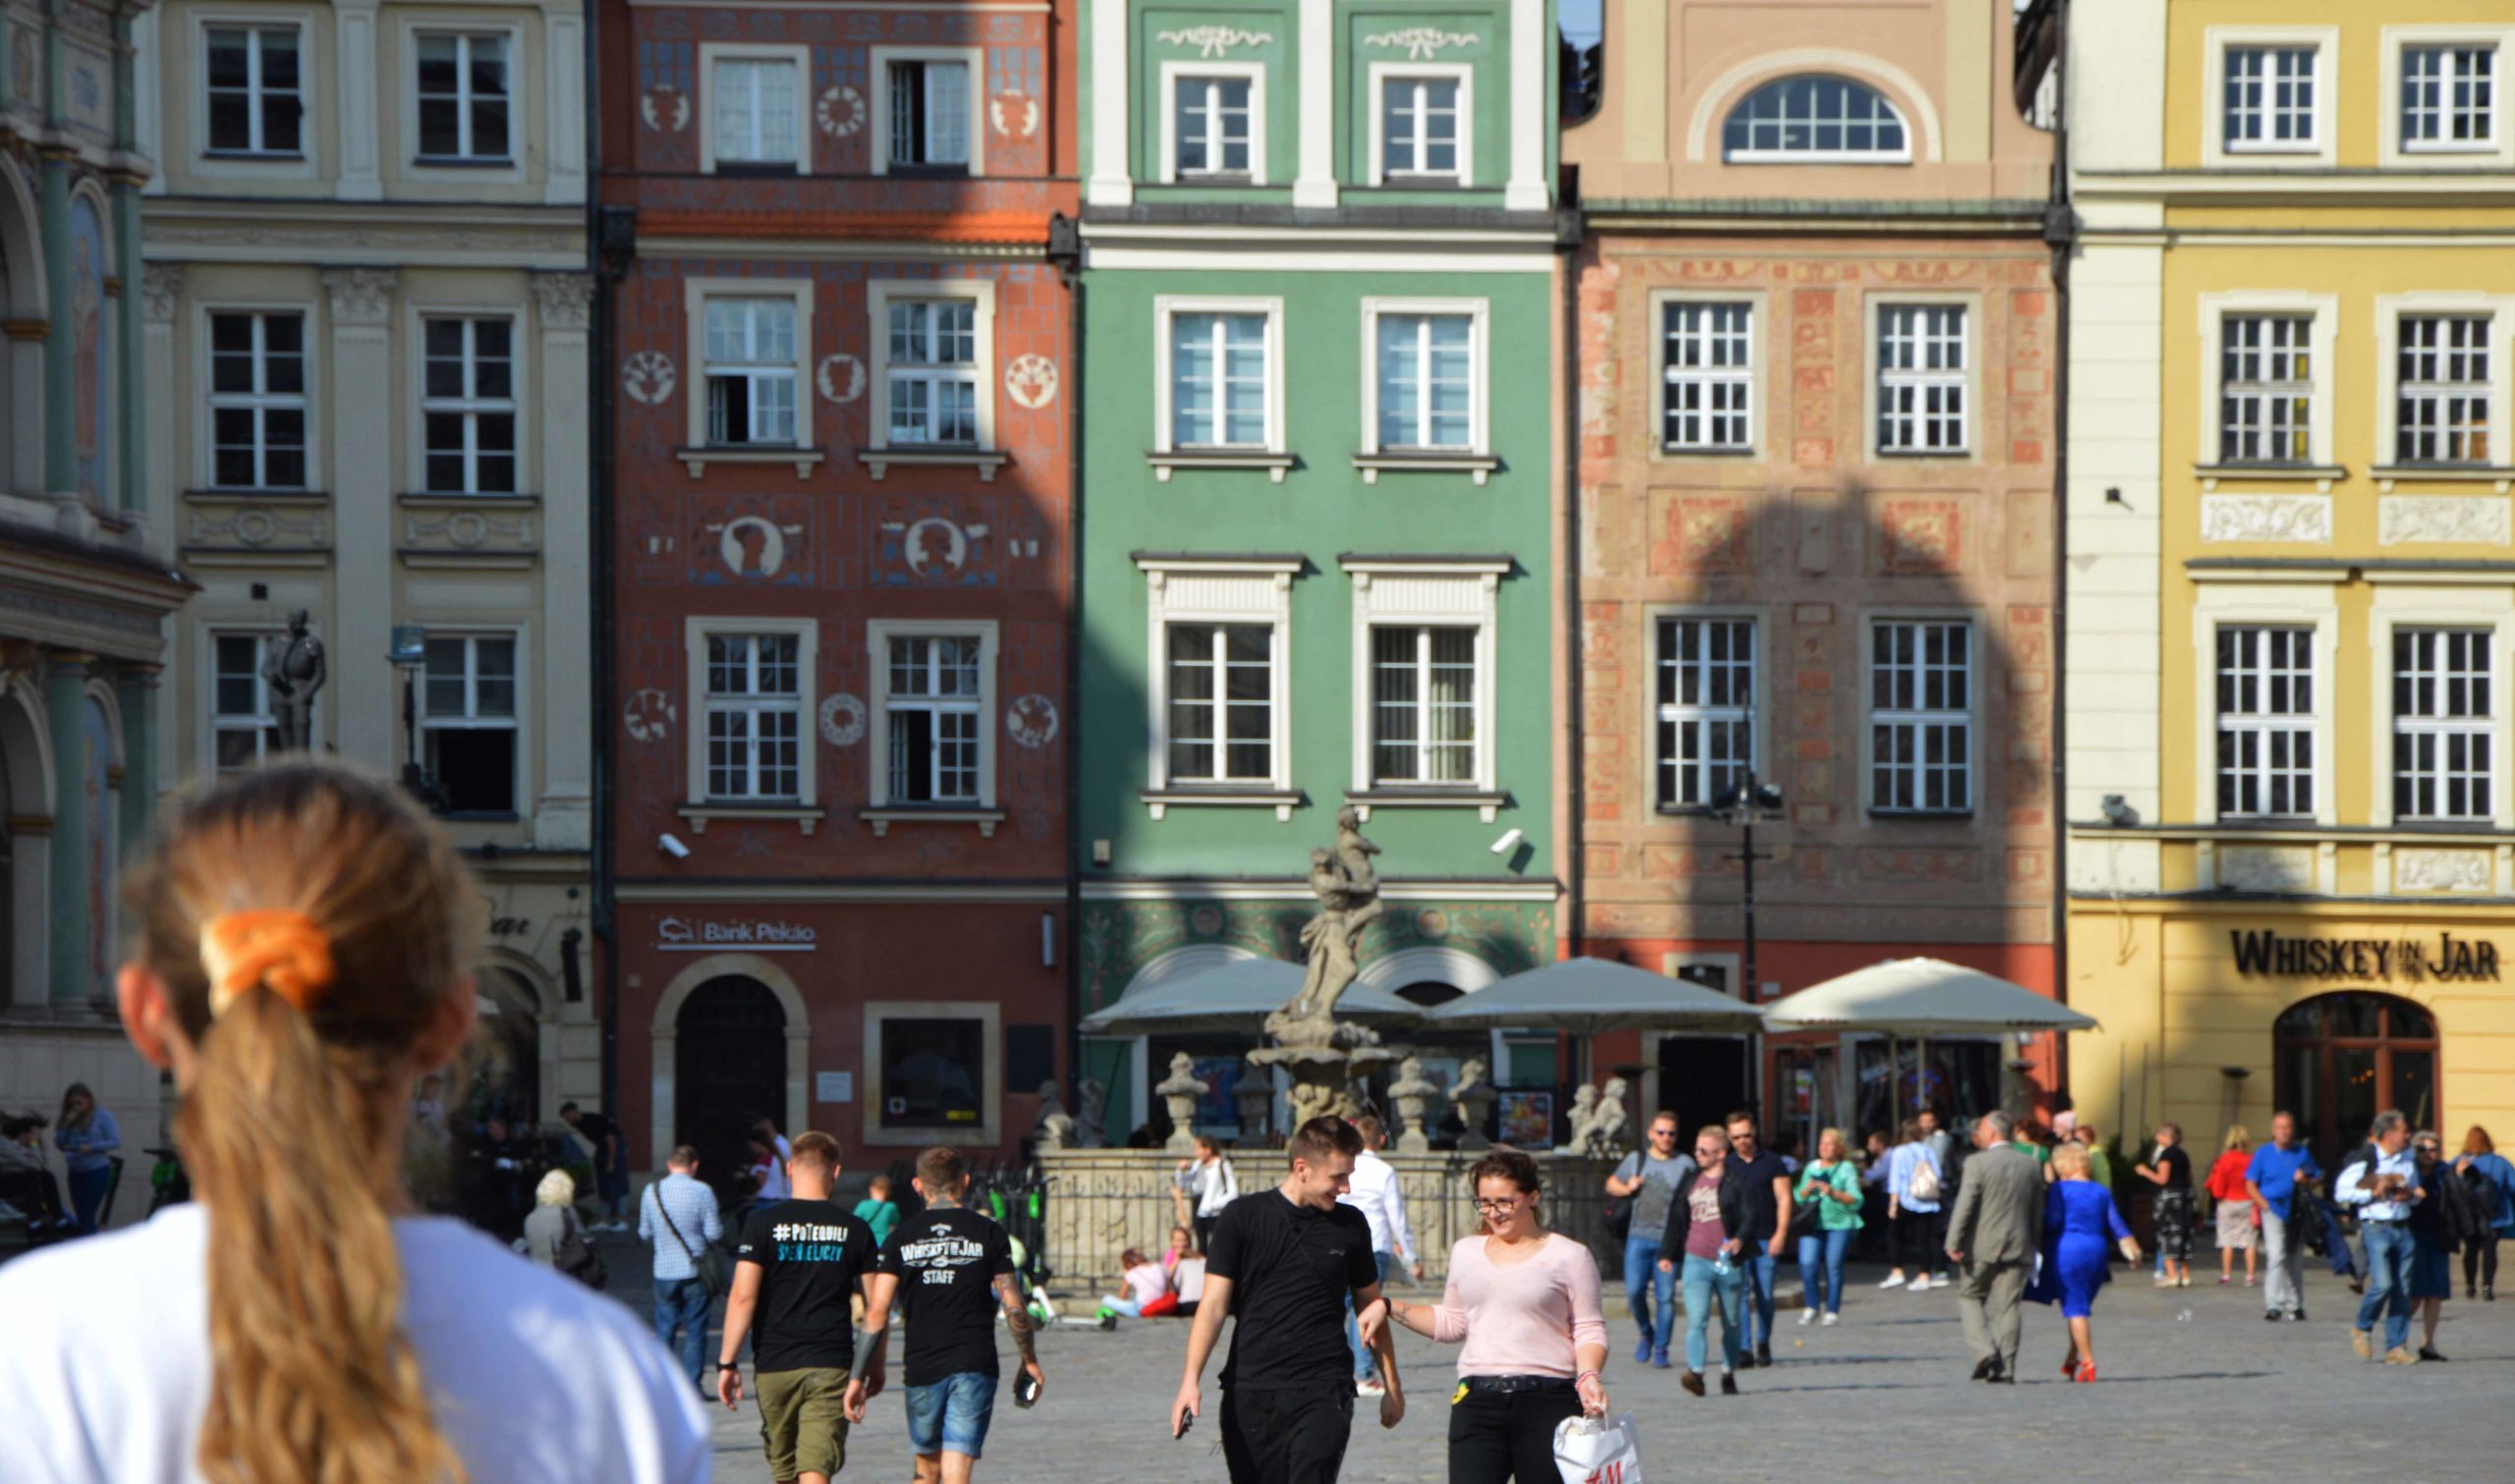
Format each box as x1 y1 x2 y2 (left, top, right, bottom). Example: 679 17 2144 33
141 197 587 269
1579 196 2046 235
1080 877 1563 904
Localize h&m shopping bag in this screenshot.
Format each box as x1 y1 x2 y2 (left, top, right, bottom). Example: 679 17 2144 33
1553 1412 1642 1484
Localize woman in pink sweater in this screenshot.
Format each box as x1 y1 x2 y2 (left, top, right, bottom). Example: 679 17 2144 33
1365 1149 1608 1484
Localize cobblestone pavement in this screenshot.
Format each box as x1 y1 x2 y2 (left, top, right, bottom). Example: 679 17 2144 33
589 1237 2504 1482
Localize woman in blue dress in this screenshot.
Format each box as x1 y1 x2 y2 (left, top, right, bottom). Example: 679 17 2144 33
2028 1141 2142 1382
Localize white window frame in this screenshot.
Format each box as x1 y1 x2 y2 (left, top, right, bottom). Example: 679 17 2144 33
1719 74 1913 164
2375 295 2515 473
1359 298 1487 457
870 45 985 178
1344 561 1502 803
2195 292 2338 473
2190 583 2339 829
1649 610 1761 813
698 42 810 175
866 619 999 811
1152 295 1285 455
2390 627 2494 824
1367 64 1472 187
861 1000 1002 1148
683 278 812 452
204 629 289 777
1159 62 1265 185
684 616 818 807
2382 27 2510 166
2204 27 2338 168
866 279 996 454
407 27 518 167
1654 293 1760 456
1139 556 1298 809
2369 587 2515 832
199 302 315 491
1871 299 1974 460
2212 623 2319 823
2217 313 2317 467
1864 614 1976 817
419 631 524 815
408 304 524 495
197 16 311 167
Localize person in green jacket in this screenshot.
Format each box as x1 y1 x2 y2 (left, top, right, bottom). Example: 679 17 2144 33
854 1174 902 1246
1793 1128 1867 1325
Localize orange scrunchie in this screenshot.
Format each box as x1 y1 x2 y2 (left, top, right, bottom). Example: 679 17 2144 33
200 909 337 1017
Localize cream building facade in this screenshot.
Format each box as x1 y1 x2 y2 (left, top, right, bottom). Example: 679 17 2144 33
132 0 598 1140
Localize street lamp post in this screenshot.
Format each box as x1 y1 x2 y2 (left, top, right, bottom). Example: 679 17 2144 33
389 626 445 811
1713 771 1784 1114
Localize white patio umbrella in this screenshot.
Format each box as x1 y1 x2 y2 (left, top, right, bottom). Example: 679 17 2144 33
1760 957 2097 1036
1423 956 1769 1036
1079 956 1427 1036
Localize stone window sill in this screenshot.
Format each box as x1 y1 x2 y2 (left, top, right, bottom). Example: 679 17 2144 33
860 448 1009 482
677 802 825 836
860 807 1005 839
1353 452 1500 486
1345 789 1507 823
2373 466 2515 493
1142 789 1303 822
2195 464 2346 493
675 447 825 480
1147 450 1296 483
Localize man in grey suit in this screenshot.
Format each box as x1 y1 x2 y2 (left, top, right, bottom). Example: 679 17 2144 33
1944 1110 2044 1383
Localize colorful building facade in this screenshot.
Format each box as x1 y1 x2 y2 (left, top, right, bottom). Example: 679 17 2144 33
599 0 1077 1176
1564 0 2058 1139
1070 0 1566 1132
2054 0 2515 1164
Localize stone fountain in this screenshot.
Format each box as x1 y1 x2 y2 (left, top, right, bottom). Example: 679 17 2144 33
1246 804 1400 1126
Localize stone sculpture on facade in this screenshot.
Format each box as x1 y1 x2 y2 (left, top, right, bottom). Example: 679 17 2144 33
1032 1079 1077 1151
1076 1080 1108 1149
1153 1052 1209 1155
1387 1055 1441 1153
1449 1057 1495 1151
1554 1077 1632 1159
261 608 327 752
1251 805 1398 1124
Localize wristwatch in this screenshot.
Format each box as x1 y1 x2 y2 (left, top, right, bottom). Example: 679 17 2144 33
717 1362 740 1372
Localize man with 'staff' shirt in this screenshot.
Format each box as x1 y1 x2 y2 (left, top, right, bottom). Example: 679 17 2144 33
847 1146 1044 1484
1172 1117 1403 1483
718 1131 881 1484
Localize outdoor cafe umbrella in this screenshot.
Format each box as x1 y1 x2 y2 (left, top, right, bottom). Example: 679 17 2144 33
1760 957 2098 1123
1422 956 1770 1036
1077 956 1428 1036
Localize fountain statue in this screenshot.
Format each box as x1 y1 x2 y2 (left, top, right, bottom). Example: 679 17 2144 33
1248 804 1400 1124
1032 1079 1078 1152
1076 1080 1108 1149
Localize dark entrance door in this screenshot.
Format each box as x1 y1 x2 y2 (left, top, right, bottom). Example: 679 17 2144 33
1658 1036 1750 1138
2274 992 2440 1168
676 976 787 1197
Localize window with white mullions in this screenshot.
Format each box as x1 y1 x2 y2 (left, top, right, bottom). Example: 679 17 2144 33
1166 623 1273 784
703 298 799 446
1870 620 1971 814
1381 77 1461 179
205 27 303 155
1662 302 1754 451
703 633 803 800
888 60 970 169
2215 625 2316 819
884 635 983 803
1174 76 1252 176
885 300 979 447
1170 312 1269 449
1375 313 1473 451
208 311 307 489
1720 76 1908 161
1655 616 1755 810
1875 304 1967 455
2403 44 2496 149
420 636 519 814
2397 315 2491 466
416 33 510 162
712 57 800 166
210 634 283 776
2394 628 2493 822
421 317 517 494
1369 626 1476 786
2220 314 2315 465
2225 46 2318 149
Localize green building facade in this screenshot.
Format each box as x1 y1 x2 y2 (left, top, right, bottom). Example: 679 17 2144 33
1073 0 1563 1132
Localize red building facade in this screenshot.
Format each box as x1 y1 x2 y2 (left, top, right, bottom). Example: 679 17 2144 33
598 0 1076 1178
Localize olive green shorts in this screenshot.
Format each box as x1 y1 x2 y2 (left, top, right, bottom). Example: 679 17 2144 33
755 1367 850 1480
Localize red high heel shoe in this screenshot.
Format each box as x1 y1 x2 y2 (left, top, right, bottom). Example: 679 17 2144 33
2061 1353 2078 1379
2073 1361 2096 1384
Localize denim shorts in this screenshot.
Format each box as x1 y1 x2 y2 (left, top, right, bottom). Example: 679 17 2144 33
904 1371 998 1458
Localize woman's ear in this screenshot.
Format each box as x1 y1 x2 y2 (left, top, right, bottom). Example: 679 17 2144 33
116 964 185 1072
415 978 479 1072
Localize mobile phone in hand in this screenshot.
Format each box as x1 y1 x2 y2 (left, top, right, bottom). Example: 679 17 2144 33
1015 1371 1039 1408
1175 1408 1195 1440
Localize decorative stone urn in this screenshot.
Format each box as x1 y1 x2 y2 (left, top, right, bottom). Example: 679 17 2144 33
1387 1056 1441 1153
1153 1052 1209 1155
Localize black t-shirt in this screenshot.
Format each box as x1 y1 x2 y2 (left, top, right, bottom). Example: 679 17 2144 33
2155 1145 2193 1192
571 1114 620 1168
1205 1189 1378 1390
1731 1150 1789 1243
878 1205 1016 1387
736 1198 878 1372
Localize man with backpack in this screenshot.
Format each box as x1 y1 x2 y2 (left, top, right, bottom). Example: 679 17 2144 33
639 1143 723 1396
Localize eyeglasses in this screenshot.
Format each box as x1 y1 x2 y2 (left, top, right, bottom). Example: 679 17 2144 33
1472 1196 1524 1214
1649 1127 1678 1139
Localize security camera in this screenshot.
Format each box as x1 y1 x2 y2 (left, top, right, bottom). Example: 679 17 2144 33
658 833 693 859
2099 795 2139 827
1490 827 1526 856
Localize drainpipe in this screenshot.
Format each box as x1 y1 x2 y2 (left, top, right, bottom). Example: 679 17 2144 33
1048 214 1085 1112
587 0 621 1128
1559 205 1584 966
2042 0 2078 1101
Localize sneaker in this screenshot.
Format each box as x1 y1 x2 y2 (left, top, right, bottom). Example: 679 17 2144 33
1651 1348 1671 1369
2288 1310 2309 1323
2152 1277 2178 1289
1756 1343 1773 1368
1634 1338 1653 1364
2487 1287 2495 1302
2178 1275 2192 1289
2217 1275 2230 1286
2264 1312 2282 1323
1878 1273 1907 1289
1797 1308 1816 1327
2352 1329 2374 1360
1719 1372 1739 1397
1734 1351 1757 1371
2382 1347 2420 1366
2419 1347 2449 1363
1679 1370 1705 1398
1820 1312 1840 1327
1907 1276 1930 1293
1097 1310 1118 1332
1356 1377 1385 1397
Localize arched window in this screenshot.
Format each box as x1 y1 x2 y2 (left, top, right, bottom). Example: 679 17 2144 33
1722 76 1910 162
2273 992 2439 1165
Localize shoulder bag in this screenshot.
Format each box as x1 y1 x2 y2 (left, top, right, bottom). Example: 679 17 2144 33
555 1208 609 1291
653 1182 733 1298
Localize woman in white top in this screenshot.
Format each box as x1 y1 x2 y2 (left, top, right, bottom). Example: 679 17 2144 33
0 762 706 1484
1174 1133 1239 1251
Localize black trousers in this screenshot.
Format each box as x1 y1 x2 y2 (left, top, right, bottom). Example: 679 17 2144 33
1893 1207 1937 1271
0 1168 64 1221
1447 1385 1582 1484
1196 1213 1220 1253
1222 1382 1354 1484
2464 1234 2500 1291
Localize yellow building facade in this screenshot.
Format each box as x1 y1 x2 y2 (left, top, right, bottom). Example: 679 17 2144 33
2058 0 2515 1163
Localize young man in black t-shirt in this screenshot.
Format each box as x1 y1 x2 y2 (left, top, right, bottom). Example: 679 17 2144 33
719 1131 881 1484
847 1146 1043 1484
1171 1116 1403 1483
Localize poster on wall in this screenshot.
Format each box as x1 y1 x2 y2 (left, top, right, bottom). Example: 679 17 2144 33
1496 1091 1553 1148
1192 1056 1241 1134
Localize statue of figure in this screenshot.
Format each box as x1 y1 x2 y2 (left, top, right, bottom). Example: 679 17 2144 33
1153 1052 1209 1156
1076 1080 1108 1149
261 609 327 753
1450 1058 1496 1152
1285 806 1384 1026
1032 1079 1077 1152
1586 1075 1632 1159
1554 1084 1599 1156
1387 1055 1441 1154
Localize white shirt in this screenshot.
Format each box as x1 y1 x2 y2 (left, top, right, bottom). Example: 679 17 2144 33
1179 1156 1239 1217
759 1133 794 1202
2338 1146 2422 1224
0 1205 710 1484
1339 1148 1418 1262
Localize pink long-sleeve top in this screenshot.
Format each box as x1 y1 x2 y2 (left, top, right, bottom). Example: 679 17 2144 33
1428 1232 1609 1378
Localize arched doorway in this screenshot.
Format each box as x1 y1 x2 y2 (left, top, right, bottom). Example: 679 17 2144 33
466 967 543 1128
2275 992 2440 1165
675 975 788 1197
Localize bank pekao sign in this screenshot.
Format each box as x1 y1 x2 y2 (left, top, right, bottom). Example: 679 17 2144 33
656 915 817 953
2229 929 2499 983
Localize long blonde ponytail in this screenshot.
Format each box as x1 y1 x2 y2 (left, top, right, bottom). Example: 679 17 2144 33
128 763 479 1484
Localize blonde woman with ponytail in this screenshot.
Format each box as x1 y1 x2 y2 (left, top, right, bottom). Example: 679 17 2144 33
0 762 709 1483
